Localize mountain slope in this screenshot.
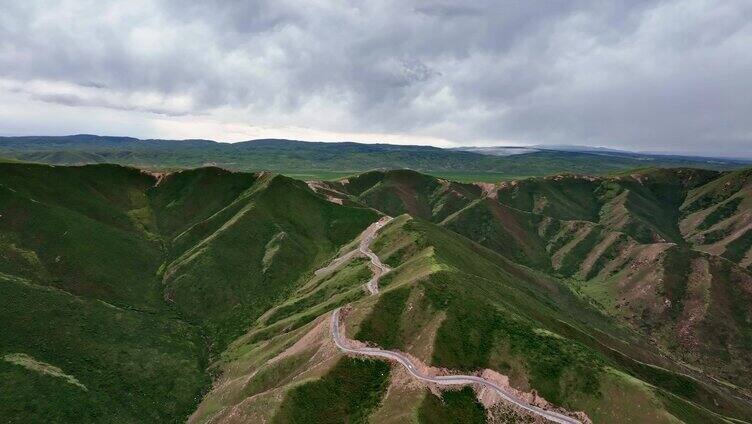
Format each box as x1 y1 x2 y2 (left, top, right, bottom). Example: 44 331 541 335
0 162 379 423
680 168 752 269
192 214 752 423
0 163 207 422
319 169 482 220
0 162 165 309
159 171 379 349
329 168 752 396
2 162 751 423
0 273 209 423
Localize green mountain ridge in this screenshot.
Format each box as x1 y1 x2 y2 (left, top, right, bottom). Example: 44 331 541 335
313 168 752 392
0 162 377 422
1 161 751 423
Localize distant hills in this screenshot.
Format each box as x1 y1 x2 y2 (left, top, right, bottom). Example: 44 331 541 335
1 134 750 181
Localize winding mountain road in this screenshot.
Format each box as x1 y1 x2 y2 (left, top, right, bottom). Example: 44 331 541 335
358 217 392 294
331 309 579 424
313 216 392 293
328 216 581 424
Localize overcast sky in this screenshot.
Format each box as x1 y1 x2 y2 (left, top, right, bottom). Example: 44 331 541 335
1 0 750 156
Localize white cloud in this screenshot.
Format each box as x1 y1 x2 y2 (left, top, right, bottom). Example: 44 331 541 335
0 0 750 156
0 78 195 115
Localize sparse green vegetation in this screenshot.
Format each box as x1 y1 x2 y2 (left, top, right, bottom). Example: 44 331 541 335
724 229 752 263
418 388 487 424
265 258 371 325
356 285 411 349
422 271 602 405
271 357 391 424
241 351 312 399
557 227 601 277
698 197 743 230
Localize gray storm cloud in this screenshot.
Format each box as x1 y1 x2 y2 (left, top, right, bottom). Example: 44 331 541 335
0 0 750 156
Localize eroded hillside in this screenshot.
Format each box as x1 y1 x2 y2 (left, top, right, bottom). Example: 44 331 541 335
312 169 752 392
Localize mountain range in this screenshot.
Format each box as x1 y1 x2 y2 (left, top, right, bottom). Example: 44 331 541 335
1 153 751 422
1 134 750 182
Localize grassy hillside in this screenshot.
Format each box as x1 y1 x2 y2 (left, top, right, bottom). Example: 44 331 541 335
338 168 752 397
319 169 481 220
360 217 752 423
441 198 551 269
0 162 379 423
271 357 391 424
0 163 168 311
680 168 752 269
418 387 487 424
147 167 261 237
0 273 209 423
193 212 752 423
2 161 751 423
160 172 379 350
